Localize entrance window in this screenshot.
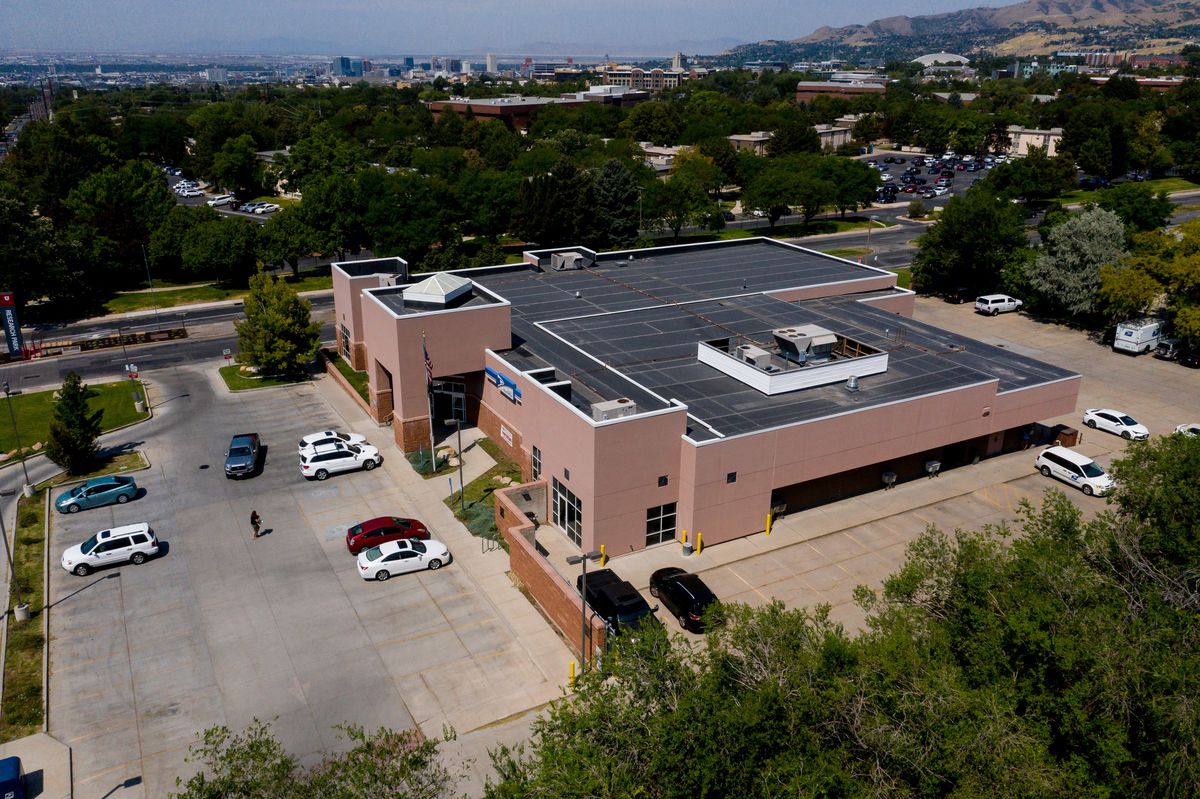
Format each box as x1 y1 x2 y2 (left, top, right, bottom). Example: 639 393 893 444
339 324 352 360
532 446 541 480
552 477 583 546
645 502 677 546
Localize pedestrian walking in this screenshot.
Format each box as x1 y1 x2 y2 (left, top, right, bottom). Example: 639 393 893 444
250 510 262 538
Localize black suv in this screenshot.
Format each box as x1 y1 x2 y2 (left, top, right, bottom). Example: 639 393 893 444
577 569 658 636
649 568 720 632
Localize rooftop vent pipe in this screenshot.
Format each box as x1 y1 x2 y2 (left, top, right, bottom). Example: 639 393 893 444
846 375 860 392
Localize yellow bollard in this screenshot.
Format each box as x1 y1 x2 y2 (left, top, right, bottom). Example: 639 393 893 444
682 529 688 544
600 543 606 567
569 660 576 687
766 512 772 536
696 531 703 554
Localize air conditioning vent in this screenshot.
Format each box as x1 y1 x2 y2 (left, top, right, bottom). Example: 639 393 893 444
591 397 638 422
551 252 593 271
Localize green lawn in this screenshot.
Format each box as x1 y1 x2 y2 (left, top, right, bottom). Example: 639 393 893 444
102 272 333 314
250 195 300 207
0 487 47 742
1061 176 1200 205
327 350 369 402
670 216 895 244
0 380 149 461
218 364 307 392
891 267 912 289
104 284 243 314
444 437 523 542
820 247 872 259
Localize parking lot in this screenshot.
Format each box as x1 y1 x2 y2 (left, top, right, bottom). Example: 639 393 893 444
47 366 570 798
612 297 1200 636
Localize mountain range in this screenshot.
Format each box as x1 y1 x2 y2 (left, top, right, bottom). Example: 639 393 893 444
725 0 1200 62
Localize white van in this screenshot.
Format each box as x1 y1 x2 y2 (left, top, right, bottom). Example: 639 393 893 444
1034 446 1114 496
975 294 1022 315
1113 318 1161 354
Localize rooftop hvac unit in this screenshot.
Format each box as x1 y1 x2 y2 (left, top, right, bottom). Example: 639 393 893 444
774 325 838 363
380 273 405 287
550 252 592 271
734 344 772 369
591 397 638 422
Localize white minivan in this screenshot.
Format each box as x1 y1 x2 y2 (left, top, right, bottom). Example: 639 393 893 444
1034 446 1114 496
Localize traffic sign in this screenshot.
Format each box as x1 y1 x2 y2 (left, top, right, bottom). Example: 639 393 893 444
222 348 232 361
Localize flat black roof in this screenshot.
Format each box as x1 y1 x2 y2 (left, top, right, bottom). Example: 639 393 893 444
437 239 1078 439
542 293 1076 440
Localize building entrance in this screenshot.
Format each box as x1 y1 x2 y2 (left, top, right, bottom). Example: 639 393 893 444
431 379 466 423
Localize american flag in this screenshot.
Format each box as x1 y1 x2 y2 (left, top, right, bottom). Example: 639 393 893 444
422 333 433 387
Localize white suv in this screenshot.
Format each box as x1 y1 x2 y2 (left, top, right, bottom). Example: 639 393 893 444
299 442 382 480
61 522 159 576
1034 446 1114 496
206 194 235 207
975 294 1022 315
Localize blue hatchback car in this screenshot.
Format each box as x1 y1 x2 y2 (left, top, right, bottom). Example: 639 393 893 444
55 476 139 514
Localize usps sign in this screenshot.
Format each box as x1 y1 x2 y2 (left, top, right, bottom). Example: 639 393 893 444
484 367 522 403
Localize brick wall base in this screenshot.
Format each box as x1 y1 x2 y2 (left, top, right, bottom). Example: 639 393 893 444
496 482 606 661
397 416 432 454
321 352 373 419
369 388 393 426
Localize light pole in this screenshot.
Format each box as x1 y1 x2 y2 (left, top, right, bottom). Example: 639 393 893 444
141 245 161 331
867 215 879 263
566 550 602 668
444 418 465 512
2 383 32 496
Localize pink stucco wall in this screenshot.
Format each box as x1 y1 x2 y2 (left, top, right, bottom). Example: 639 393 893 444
989 377 1082 433
678 381 1004 545
358 293 512 421
332 272 383 343
857 292 916 316
479 351 688 554
766 271 896 303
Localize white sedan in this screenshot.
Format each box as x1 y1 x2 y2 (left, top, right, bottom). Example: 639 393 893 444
357 538 450 581
1175 423 1200 437
1083 408 1150 440
255 203 281 214
298 430 367 455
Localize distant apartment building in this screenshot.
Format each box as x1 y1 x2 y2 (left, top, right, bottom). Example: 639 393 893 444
427 95 589 130
486 53 498 74
795 81 886 103
1089 75 1186 91
1006 125 1063 157
204 67 228 83
728 127 849 155
600 65 701 91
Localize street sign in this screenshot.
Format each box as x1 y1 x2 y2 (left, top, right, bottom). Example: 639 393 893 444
222 348 232 361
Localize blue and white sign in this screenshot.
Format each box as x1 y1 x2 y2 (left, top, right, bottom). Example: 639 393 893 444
0 292 23 359
485 367 522 403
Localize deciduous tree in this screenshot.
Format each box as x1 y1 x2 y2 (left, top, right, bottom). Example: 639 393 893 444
1028 207 1126 316
234 271 321 376
912 189 1027 297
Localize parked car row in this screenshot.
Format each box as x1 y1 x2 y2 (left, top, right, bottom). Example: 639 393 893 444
577 566 721 635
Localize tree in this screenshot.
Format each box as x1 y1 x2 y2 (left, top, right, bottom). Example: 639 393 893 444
792 173 835 224
1096 264 1162 324
258 206 318 277
182 218 260 285
817 157 880 216
741 161 801 228
174 720 462 799
1028 207 1126 316
65 159 176 281
766 119 820 157
297 173 369 259
590 159 640 249
912 190 1027 297
211 133 262 196
643 175 710 239
1095 183 1175 237
986 146 1076 203
44 371 103 475
619 102 683 145
513 159 593 247
149 204 220 282
234 271 321 376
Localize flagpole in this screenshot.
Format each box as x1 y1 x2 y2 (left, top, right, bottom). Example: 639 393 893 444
423 332 436 474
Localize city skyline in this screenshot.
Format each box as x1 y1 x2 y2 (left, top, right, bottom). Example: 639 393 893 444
4 0 1018 57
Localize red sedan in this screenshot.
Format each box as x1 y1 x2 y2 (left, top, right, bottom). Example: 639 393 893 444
346 516 430 554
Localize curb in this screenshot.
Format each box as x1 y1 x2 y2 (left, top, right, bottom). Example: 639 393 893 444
216 366 312 394
41 489 49 734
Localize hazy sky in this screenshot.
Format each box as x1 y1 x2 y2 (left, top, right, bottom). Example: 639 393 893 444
3 0 1016 56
